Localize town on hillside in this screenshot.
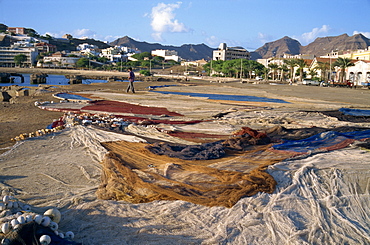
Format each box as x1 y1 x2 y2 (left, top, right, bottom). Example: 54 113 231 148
0 25 369 88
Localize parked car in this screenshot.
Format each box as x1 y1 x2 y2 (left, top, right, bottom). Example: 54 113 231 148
302 80 320 86
329 80 354 88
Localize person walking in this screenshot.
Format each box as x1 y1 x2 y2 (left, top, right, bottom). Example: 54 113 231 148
126 67 135 93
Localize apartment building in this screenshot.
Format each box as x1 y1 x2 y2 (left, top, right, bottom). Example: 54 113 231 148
7 27 25 35
213 43 250 61
339 48 370 61
0 47 38 67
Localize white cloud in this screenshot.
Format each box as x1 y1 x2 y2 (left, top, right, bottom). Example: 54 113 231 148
72 29 98 39
150 2 190 41
353 31 370 38
257 32 274 44
297 25 330 45
205 35 220 47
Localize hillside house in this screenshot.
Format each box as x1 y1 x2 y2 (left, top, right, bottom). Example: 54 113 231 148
7 27 25 35
39 52 80 68
151 49 180 62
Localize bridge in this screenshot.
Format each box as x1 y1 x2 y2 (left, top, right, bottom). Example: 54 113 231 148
0 67 130 84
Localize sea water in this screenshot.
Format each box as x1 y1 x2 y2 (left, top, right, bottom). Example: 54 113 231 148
150 90 290 103
0 74 111 87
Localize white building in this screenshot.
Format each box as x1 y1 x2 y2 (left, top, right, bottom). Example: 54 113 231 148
100 47 122 62
76 43 100 56
39 56 80 68
213 43 250 61
347 60 370 86
151 49 180 62
0 47 38 67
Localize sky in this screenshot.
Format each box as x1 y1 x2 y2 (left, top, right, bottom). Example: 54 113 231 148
1 0 370 51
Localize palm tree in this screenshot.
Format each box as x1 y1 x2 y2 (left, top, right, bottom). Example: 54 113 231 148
268 63 279 80
308 69 318 80
295 59 307 82
315 61 330 81
261 67 270 81
283 59 297 82
333 57 354 83
279 64 288 81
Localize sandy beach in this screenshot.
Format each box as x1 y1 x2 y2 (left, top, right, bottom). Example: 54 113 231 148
1 79 370 244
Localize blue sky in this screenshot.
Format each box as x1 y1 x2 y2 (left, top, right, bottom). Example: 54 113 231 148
1 0 370 50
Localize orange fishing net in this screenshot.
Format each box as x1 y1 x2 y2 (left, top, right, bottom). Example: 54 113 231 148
96 140 294 208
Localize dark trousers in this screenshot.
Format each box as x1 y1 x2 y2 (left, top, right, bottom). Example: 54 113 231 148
126 81 135 93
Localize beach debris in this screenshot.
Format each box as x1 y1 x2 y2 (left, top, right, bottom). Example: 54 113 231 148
0 195 80 244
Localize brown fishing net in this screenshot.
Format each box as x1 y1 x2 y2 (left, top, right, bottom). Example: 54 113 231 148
96 125 370 207
96 139 294 208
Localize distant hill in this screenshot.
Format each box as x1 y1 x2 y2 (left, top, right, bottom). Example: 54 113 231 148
251 36 301 59
252 33 370 59
49 37 110 52
301 33 370 56
3 23 370 61
110 36 213 61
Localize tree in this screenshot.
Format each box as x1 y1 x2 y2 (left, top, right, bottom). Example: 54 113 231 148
295 59 307 82
279 64 288 81
268 63 279 80
24 28 38 37
140 70 151 76
315 61 330 81
132 52 152 60
0 24 7 33
244 60 264 79
333 57 354 83
284 59 298 82
261 67 270 81
76 58 89 68
308 69 318 80
14 54 27 67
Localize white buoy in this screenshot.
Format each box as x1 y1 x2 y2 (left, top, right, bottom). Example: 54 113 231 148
6 201 13 209
26 214 33 223
1 222 10 234
22 204 32 212
17 215 25 224
39 235 51 245
58 233 65 238
49 221 58 231
10 218 19 228
41 216 51 227
65 231 75 240
1 238 10 245
34 214 42 224
43 208 61 223
2 195 10 204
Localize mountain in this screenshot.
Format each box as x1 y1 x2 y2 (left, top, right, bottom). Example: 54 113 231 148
252 33 370 59
251 36 301 59
110 36 213 60
301 33 370 56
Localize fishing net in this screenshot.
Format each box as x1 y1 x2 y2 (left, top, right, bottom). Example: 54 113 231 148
96 127 294 208
0 222 80 245
96 126 370 208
